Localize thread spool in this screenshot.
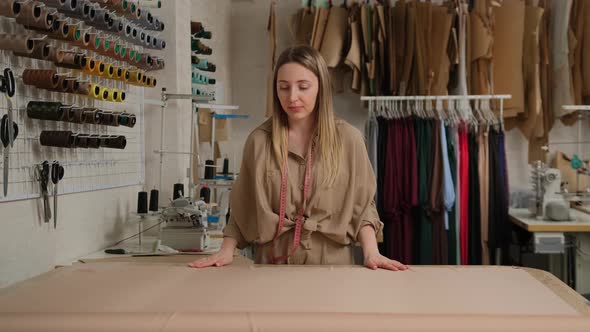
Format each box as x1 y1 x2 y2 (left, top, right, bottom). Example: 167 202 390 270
114 66 124 80
97 61 106 75
65 79 79 94
204 160 215 179
200 186 211 203
223 158 229 174
89 84 101 99
149 189 159 212
172 183 184 200
0 0 21 17
100 135 126 149
100 87 110 101
127 70 142 84
40 130 75 148
116 90 126 102
107 88 119 102
26 101 64 121
74 28 90 46
102 63 114 78
14 40 52 61
84 57 96 73
150 77 157 88
77 82 91 95
137 191 148 214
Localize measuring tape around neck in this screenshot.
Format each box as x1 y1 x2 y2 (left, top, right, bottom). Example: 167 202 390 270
270 142 314 264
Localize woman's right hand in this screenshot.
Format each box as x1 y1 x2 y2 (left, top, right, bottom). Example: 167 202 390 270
187 237 237 268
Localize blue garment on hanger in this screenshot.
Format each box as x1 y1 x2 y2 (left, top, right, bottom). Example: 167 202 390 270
440 121 456 231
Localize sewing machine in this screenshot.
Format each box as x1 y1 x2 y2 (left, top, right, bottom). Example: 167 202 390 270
158 196 210 251
529 163 572 221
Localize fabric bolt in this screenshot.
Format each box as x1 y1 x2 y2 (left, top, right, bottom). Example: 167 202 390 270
223 119 382 265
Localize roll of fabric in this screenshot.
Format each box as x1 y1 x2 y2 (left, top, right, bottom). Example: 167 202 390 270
26 101 64 121
100 135 126 149
77 82 91 95
40 131 75 148
0 0 22 17
22 69 59 90
0 34 34 54
14 40 52 61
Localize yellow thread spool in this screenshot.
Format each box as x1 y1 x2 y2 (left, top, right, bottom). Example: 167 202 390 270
127 70 142 85
102 63 114 78
92 60 103 75
117 90 126 102
89 84 101 99
99 86 109 101
84 57 96 74
97 62 106 76
107 88 119 102
151 77 157 87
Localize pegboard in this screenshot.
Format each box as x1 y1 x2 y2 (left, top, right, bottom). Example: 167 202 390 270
0 15 149 203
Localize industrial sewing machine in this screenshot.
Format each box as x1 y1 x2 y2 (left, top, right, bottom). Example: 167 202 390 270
158 196 211 251
529 162 572 222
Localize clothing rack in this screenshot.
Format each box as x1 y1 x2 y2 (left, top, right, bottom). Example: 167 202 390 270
361 95 512 129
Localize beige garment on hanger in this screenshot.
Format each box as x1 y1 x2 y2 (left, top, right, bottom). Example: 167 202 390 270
345 5 362 92
469 0 494 95
266 0 277 118
414 1 432 95
320 6 348 68
311 7 330 50
570 0 585 106
493 0 526 118
430 5 453 95
393 0 408 95
376 4 387 94
400 1 416 95
515 5 544 138
550 0 574 119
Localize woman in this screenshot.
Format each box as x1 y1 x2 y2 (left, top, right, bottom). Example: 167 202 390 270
189 45 407 271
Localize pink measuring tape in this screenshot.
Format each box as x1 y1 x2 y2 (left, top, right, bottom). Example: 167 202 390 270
270 143 314 264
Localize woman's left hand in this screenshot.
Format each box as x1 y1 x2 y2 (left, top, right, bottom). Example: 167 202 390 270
364 252 409 271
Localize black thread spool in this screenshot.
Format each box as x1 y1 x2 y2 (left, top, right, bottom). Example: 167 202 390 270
137 191 148 214
204 160 215 179
200 186 211 203
173 183 184 200
149 189 159 212
222 158 229 175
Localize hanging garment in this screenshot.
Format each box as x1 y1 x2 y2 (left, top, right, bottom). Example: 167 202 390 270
386 5 397 95
488 129 510 265
468 131 482 265
583 0 590 99
493 0 526 119
400 117 417 264
570 0 585 106
413 1 432 95
446 124 458 265
430 5 454 95
375 4 387 95
418 119 433 264
469 0 494 95
384 119 401 262
392 0 408 95
345 4 362 93
429 120 447 265
376 116 389 256
451 2 469 95
441 121 456 232
459 125 469 265
399 1 416 95
320 5 348 68
550 0 574 119
454 127 461 264
478 128 490 265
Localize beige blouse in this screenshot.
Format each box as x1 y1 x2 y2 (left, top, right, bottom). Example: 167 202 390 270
223 119 383 264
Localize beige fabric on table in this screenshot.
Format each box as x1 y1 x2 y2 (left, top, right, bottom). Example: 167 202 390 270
493 0 526 118
223 119 382 265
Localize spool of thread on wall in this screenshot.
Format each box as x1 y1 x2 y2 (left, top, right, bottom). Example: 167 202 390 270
173 183 184 200
223 158 229 174
200 186 211 203
137 191 148 214
204 160 215 179
149 189 159 212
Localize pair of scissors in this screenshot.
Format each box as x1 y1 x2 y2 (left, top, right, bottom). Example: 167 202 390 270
1 114 18 196
51 161 64 229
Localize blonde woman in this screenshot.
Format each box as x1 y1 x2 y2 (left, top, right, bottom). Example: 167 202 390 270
189 45 408 271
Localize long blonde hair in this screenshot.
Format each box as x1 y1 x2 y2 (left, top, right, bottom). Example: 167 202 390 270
271 45 341 186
